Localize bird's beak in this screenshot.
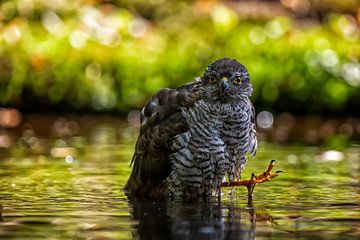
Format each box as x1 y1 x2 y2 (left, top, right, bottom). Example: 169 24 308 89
220 77 229 93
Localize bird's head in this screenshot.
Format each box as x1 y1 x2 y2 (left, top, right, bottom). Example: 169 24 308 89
199 58 253 104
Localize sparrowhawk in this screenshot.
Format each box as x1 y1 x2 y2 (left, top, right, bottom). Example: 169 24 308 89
125 58 258 199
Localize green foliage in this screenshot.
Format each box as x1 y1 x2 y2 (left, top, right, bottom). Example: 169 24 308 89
0 1 359 114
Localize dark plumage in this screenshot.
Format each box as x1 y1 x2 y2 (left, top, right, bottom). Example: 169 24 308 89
125 58 257 199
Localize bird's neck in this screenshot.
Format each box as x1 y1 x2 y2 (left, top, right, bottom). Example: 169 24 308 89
198 98 250 115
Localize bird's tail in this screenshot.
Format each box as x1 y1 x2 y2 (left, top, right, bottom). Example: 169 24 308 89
124 154 142 196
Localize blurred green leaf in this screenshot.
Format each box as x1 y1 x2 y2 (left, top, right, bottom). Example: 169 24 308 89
0 0 359 114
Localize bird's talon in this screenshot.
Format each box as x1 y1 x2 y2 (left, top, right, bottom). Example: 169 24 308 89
220 160 282 189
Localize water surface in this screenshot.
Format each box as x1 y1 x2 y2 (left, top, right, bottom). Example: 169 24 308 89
0 117 359 239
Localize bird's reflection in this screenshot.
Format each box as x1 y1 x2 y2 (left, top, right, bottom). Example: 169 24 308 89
128 198 274 240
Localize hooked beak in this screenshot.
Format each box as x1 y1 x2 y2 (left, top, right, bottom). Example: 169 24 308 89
220 77 229 93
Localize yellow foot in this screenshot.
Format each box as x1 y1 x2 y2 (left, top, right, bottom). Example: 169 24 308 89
220 160 282 198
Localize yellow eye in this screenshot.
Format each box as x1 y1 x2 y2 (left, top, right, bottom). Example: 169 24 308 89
234 76 242 84
208 75 217 83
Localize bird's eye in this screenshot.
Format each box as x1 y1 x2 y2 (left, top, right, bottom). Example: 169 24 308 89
234 76 242 85
208 75 217 83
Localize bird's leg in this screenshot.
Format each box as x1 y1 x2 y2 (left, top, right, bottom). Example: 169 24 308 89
246 173 257 196
227 173 235 198
216 185 222 202
220 160 282 197
246 173 257 206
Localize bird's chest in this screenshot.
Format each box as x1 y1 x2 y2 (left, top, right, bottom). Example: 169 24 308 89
169 102 249 194
183 101 223 140
184 101 250 141
220 107 251 146
182 101 226 162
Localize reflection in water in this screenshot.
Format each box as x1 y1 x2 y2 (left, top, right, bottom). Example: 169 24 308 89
129 198 274 240
0 116 360 239
0 203 3 222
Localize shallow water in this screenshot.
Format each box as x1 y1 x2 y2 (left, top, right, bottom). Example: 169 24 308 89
0 118 360 239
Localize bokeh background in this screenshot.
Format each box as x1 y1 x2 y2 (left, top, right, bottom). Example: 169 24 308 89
2 2 360 239
1 0 360 147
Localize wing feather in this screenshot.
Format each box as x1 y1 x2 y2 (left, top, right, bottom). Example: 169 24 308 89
125 80 200 197
247 103 257 157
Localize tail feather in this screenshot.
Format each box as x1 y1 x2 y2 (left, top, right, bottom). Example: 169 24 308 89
124 154 142 195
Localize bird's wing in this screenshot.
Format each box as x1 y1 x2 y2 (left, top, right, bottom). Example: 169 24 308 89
125 79 200 197
247 103 257 157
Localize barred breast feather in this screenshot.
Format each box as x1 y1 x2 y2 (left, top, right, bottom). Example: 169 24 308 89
167 99 257 198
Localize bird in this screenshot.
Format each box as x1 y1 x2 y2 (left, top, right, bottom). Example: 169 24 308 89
125 58 257 200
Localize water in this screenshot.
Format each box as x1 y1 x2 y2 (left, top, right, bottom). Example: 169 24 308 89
0 116 360 239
